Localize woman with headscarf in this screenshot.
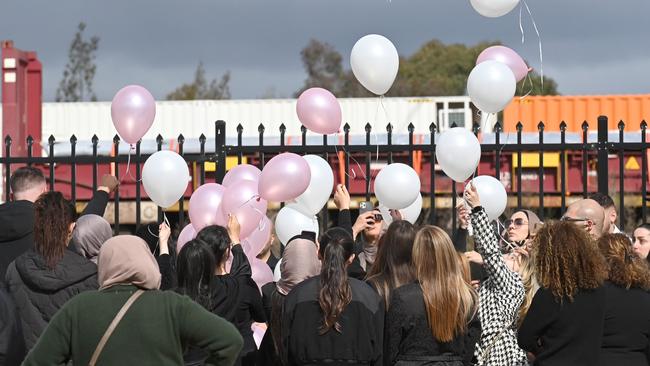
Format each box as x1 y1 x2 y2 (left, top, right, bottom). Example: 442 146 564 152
22 235 243 366
70 214 113 263
258 231 321 366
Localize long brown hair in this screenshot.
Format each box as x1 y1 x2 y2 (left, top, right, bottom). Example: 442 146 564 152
533 221 607 302
598 233 650 290
34 191 77 269
366 220 416 308
318 235 354 334
414 226 478 342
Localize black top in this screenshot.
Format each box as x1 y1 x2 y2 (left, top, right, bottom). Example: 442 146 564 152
518 286 607 366
0 190 108 283
282 276 384 366
599 281 650 366
385 283 480 366
209 245 253 322
234 276 266 354
0 285 26 366
266 253 279 272
5 249 98 349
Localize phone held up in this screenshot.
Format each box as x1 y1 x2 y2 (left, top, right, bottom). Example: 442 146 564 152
359 201 382 222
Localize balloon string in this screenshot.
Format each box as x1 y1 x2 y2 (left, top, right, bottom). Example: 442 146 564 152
496 219 518 253
519 72 534 100
520 0 544 92
120 145 142 183
228 194 268 231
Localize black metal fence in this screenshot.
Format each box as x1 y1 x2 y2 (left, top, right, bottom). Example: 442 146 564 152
1 115 648 235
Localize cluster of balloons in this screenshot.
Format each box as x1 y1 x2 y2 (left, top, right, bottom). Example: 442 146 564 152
467 0 529 115
296 34 399 136
436 128 507 220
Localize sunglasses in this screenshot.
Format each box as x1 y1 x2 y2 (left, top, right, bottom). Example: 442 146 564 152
505 218 528 227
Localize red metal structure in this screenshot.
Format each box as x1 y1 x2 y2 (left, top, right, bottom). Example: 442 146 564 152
1 41 42 157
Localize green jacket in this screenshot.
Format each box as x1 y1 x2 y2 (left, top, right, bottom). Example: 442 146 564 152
22 285 243 366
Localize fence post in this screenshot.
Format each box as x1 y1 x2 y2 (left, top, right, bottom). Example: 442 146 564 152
597 116 609 196
215 120 227 184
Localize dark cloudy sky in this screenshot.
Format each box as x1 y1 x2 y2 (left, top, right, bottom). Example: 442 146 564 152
2 0 649 101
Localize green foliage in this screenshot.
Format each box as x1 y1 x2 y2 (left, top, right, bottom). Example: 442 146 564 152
166 62 231 100
56 22 100 102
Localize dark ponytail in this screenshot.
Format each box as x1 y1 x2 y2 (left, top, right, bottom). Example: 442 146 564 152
34 191 77 269
176 239 215 309
318 236 354 334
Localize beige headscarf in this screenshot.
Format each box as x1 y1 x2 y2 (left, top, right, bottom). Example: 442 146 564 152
98 235 161 290
276 237 321 296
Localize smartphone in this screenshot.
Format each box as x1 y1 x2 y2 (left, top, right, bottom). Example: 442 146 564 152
359 201 382 222
359 201 374 215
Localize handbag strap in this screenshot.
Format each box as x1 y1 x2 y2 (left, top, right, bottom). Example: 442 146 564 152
89 289 145 366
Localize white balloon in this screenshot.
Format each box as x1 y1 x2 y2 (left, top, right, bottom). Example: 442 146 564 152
467 60 516 114
470 0 520 17
350 34 399 95
379 193 423 225
273 257 282 282
293 155 334 216
275 205 320 246
466 175 507 221
374 163 421 209
142 150 190 208
436 128 481 182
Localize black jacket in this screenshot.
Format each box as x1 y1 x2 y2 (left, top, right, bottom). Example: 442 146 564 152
0 190 109 283
599 282 650 366
0 286 26 366
385 283 481 366
282 276 385 366
5 249 98 349
518 286 606 366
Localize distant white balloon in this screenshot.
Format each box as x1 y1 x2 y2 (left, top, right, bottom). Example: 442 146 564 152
467 60 516 114
350 34 399 95
379 193 423 225
142 150 190 208
436 128 481 182
374 163 421 210
275 205 320 246
470 0 520 18
466 175 508 221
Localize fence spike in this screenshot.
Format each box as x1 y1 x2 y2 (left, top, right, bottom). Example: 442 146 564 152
537 121 545 131
48 135 55 144
258 123 265 133
199 133 206 143
516 122 523 131
429 123 436 133
5 135 12 145
70 135 77 143
113 134 120 143
236 124 244 133
559 121 567 131
343 123 351 132
617 120 625 130
365 123 372 133
279 123 286 133
408 123 415 132
582 121 589 130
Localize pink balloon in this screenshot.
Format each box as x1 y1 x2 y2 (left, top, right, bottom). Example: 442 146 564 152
476 46 529 82
176 224 196 253
189 183 226 231
296 87 342 135
250 258 274 292
223 164 262 187
252 323 266 349
221 180 268 239
242 216 272 257
111 85 156 145
258 153 311 202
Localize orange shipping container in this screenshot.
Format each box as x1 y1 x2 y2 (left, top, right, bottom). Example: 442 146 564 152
503 94 650 133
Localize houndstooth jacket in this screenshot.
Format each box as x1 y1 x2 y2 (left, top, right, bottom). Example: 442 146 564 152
471 207 528 366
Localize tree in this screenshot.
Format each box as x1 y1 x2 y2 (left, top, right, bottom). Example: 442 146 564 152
166 62 231 100
295 38 559 97
294 39 346 97
56 22 100 102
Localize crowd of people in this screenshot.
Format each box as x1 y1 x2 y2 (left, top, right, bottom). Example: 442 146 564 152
1 166 649 366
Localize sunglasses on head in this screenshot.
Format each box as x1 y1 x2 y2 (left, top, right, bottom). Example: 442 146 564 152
505 218 528 227
560 216 590 223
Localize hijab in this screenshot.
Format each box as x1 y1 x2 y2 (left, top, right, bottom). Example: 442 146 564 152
276 235 321 296
70 214 112 263
98 235 161 290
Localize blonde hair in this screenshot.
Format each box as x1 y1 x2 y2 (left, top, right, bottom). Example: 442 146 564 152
413 226 478 342
517 250 539 326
